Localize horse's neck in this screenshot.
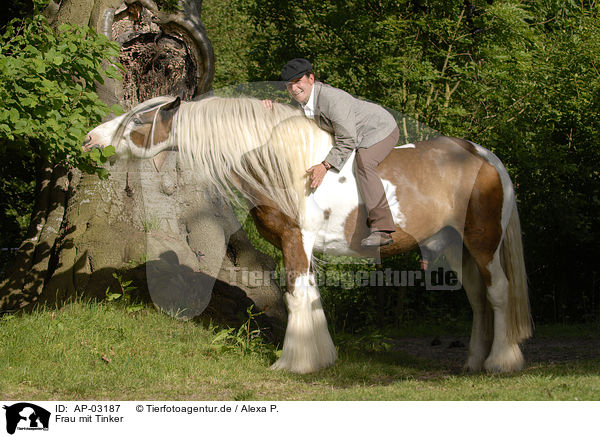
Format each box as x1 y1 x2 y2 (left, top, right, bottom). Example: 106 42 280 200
176 99 335 223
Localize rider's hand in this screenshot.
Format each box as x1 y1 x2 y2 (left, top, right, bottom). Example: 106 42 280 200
306 163 328 188
262 99 274 110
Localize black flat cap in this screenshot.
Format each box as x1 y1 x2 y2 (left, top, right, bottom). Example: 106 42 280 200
280 58 313 82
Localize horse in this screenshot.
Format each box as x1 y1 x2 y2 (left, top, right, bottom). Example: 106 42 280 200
84 95 532 374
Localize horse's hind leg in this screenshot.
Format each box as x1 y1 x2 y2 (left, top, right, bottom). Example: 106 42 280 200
444 247 492 372
465 245 525 372
462 159 525 372
481 252 525 372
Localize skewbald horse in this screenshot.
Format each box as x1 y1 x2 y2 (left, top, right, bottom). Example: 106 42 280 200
84 95 532 374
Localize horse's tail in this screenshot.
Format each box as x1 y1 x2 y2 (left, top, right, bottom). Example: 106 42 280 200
501 197 533 343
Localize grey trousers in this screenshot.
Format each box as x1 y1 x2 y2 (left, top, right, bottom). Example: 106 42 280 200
354 127 400 232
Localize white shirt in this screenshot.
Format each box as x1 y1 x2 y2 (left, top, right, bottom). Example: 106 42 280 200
301 86 316 119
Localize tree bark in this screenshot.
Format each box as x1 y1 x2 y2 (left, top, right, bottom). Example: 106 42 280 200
0 0 286 338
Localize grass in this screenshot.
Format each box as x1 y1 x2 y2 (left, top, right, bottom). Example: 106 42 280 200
0 301 598 401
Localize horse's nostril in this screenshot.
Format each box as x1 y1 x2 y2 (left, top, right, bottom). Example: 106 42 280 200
82 136 92 150
82 137 104 152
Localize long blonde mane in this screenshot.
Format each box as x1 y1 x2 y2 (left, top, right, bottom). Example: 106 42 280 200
174 96 333 222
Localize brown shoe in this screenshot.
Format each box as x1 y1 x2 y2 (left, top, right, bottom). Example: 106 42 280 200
360 231 393 248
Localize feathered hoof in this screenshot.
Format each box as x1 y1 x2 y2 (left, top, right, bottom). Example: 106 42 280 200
463 355 485 373
270 355 336 374
483 344 525 373
272 288 338 374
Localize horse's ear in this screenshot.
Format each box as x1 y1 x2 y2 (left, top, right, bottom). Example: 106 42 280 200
162 96 181 113
152 97 180 173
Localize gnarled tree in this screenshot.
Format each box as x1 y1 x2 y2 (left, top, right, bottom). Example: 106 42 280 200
0 0 286 336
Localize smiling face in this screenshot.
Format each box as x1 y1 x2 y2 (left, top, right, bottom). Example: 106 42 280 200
83 97 181 159
286 73 315 105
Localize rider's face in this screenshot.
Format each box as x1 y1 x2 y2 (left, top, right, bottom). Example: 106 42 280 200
286 73 315 105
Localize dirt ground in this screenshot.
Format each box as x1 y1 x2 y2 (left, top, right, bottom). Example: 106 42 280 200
392 335 600 372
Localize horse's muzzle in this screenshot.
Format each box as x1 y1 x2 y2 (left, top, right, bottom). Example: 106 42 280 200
82 135 104 152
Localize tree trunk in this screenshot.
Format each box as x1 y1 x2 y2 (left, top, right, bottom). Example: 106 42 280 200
0 0 286 338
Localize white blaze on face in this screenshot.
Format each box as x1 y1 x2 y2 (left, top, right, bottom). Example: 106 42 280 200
83 113 127 153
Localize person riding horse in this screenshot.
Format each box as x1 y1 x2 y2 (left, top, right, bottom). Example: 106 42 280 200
263 59 400 248
85 93 532 374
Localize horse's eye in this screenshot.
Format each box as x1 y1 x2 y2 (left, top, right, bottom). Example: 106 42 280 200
132 118 143 126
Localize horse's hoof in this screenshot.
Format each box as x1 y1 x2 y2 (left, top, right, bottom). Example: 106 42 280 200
483 346 525 373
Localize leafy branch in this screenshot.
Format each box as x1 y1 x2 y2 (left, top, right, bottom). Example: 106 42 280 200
0 11 123 176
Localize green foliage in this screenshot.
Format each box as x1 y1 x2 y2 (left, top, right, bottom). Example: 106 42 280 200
140 214 162 233
208 305 277 358
203 0 600 325
0 12 122 173
201 0 255 88
105 272 145 313
0 5 122 252
154 0 182 13
0 153 35 248
334 331 393 353
1 0 35 30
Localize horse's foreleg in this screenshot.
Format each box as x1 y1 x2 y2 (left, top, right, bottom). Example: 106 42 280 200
270 229 337 374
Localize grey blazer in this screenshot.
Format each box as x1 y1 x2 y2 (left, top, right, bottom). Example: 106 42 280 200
310 82 398 171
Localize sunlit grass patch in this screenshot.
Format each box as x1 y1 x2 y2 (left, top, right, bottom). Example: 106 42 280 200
0 301 598 401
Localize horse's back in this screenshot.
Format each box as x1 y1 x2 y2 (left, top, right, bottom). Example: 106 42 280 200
380 136 490 202
384 136 484 172
310 136 498 256
374 136 500 248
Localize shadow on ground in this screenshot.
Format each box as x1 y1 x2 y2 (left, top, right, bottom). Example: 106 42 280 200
292 333 600 389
